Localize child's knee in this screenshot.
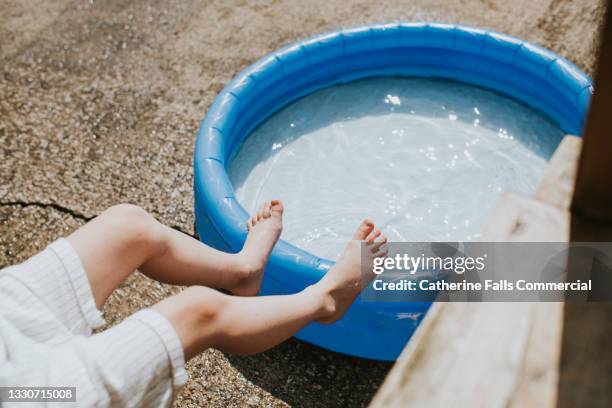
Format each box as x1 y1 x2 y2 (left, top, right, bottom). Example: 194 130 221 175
102 204 165 251
104 203 153 223
181 286 227 323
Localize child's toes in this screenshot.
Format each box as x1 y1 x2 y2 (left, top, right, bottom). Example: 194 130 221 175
270 200 284 217
262 201 272 218
365 228 381 244
353 219 375 240
370 235 387 253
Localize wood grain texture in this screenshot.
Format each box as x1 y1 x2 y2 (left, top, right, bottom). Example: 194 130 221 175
536 135 581 210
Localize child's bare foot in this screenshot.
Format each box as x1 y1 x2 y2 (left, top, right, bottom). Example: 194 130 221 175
316 219 388 324
232 200 284 296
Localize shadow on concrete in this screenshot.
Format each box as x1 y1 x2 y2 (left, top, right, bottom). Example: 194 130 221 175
226 337 392 408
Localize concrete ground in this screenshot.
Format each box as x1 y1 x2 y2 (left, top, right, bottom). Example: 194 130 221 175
0 0 605 406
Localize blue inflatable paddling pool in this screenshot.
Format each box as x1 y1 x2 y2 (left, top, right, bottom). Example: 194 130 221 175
193 23 592 361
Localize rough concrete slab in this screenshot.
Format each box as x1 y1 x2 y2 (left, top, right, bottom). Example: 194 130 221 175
0 0 605 406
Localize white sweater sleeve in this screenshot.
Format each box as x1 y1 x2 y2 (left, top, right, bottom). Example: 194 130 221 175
0 309 187 408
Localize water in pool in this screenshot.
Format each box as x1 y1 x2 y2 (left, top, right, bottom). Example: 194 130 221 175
229 78 564 260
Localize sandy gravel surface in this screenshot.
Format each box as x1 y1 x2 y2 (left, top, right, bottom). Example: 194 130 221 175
0 0 605 406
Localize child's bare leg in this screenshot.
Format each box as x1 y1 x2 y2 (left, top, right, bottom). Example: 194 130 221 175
153 220 388 359
142 200 283 296
67 202 283 308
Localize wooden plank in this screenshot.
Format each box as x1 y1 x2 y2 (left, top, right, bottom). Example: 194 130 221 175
370 302 535 408
372 303 563 408
480 192 569 242
508 302 564 408
506 135 582 408
536 135 581 209
507 137 581 407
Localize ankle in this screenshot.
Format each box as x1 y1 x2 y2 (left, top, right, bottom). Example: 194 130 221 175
226 254 266 296
305 284 337 322
234 251 265 277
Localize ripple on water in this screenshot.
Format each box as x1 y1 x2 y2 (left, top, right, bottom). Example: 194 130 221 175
229 78 564 260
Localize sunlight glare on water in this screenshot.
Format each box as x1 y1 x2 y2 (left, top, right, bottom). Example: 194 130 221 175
229 78 564 260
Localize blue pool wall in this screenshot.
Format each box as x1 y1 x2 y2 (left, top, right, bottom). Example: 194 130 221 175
193 23 592 361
